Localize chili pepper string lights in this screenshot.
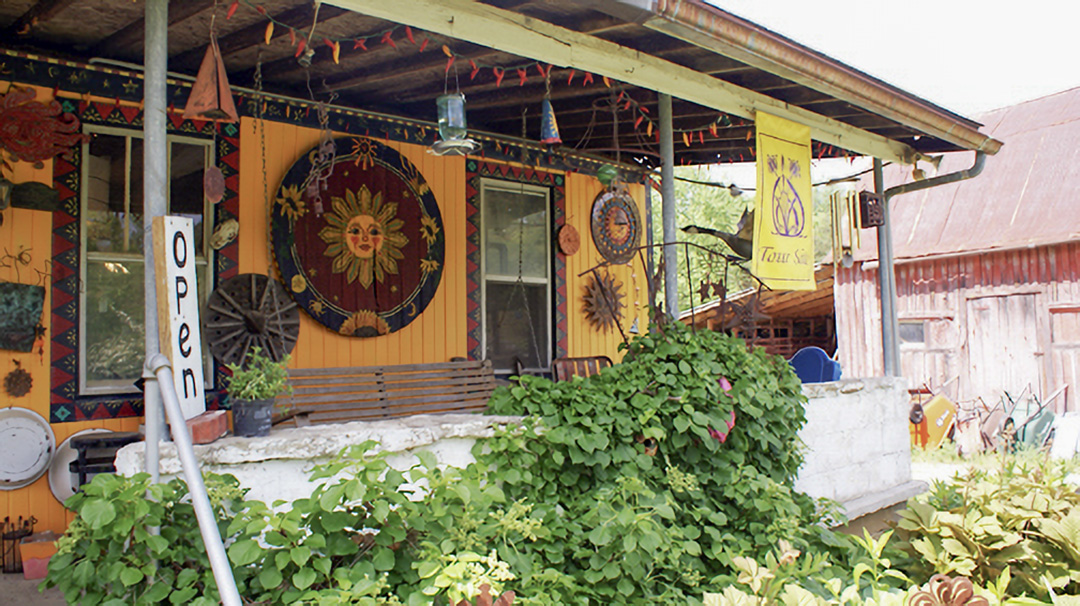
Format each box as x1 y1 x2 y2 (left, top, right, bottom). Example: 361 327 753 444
229 0 854 162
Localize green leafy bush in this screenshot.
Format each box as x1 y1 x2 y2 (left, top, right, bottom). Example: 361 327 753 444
895 456 1080 597
480 320 824 603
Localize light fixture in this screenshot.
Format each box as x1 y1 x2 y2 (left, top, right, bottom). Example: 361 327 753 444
540 97 561 145
183 36 239 123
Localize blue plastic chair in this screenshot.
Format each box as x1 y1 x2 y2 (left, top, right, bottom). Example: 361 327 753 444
788 347 841 383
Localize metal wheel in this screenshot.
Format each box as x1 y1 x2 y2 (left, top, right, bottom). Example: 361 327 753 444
204 273 300 366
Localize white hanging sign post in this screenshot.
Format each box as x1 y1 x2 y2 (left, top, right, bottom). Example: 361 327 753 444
151 216 207 420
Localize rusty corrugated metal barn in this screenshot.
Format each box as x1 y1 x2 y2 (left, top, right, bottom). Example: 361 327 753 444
836 87 1080 411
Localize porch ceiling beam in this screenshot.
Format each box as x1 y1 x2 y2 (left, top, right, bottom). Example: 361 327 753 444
91 0 215 55
5 0 80 37
604 0 1002 156
323 0 919 164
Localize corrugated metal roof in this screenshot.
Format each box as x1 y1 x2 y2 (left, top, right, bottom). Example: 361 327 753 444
855 87 1080 261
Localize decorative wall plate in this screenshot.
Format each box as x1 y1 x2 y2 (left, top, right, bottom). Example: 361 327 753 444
270 136 444 337
0 407 55 490
557 224 580 256
590 189 641 265
49 428 110 505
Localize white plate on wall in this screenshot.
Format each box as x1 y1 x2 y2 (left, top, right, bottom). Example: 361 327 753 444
0 407 55 490
48 428 112 505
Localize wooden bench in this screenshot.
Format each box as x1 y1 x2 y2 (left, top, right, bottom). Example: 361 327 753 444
552 355 613 382
273 360 496 426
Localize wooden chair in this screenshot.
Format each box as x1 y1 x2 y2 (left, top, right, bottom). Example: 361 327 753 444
552 355 613 382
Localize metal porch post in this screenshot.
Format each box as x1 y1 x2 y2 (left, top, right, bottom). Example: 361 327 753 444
659 93 678 318
143 0 168 479
875 159 901 376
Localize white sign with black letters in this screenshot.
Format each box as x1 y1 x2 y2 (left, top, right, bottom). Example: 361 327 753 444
152 216 207 420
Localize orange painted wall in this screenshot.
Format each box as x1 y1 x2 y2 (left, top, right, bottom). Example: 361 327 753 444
1 93 649 534
0 83 140 535
239 118 646 367
238 118 468 368
563 174 650 361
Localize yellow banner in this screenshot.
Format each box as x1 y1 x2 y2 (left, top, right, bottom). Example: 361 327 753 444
751 112 815 290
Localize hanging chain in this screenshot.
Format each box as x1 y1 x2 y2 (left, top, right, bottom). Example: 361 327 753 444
511 210 543 371
304 70 337 215
255 51 270 205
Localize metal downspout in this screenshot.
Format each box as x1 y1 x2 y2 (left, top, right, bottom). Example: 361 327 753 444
877 151 988 376
659 94 679 318
143 0 168 482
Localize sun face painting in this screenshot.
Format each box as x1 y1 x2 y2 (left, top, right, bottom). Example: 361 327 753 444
319 186 408 289
270 136 445 337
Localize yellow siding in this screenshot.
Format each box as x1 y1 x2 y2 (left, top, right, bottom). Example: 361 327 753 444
0 83 137 534
563 174 650 362
2 92 647 534
237 118 467 369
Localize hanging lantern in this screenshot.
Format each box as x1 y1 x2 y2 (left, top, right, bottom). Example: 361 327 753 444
430 93 479 156
540 97 561 145
183 36 239 123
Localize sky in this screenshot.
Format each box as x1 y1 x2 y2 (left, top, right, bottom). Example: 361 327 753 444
714 0 1080 118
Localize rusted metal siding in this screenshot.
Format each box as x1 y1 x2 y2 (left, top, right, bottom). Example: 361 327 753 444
853 87 1080 263
835 242 1080 412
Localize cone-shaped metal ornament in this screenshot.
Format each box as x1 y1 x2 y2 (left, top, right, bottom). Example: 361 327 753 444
540 97 561 144
184 36 239 123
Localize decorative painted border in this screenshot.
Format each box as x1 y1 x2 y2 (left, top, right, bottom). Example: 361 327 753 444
464 159 567 364
48 101 240 423
0 48 625 178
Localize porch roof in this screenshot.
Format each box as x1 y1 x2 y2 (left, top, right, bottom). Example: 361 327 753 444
1 0 1000 167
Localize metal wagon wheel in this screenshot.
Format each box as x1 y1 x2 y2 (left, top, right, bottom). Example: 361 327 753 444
204 273 300 366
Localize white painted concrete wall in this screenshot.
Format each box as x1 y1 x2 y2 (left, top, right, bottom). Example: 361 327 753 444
117 383 922 521
115 414 521 505
794 377 925 520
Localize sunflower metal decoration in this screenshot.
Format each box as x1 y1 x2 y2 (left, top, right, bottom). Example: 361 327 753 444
583 271 625 332
270 136 444 337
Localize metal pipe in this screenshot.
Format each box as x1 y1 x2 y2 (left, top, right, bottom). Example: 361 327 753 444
874 151 988 377
874 159 899 376
659 93 679 318
143 0 169 476
147 353 243 606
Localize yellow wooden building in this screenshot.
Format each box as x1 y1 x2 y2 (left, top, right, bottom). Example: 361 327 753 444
0 0 999 534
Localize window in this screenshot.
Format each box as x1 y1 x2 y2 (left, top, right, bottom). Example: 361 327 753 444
899 320 926 345
481 180 551 376
80 127 212 393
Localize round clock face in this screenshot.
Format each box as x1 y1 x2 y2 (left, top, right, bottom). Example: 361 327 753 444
590 190 641 265
270 136 444 338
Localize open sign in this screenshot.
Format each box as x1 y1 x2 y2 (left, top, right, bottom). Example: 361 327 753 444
152 216 207 420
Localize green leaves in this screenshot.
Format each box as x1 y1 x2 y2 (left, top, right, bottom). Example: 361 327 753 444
81 499 117 529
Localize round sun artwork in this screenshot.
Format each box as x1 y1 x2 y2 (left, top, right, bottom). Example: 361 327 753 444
270 136 444 337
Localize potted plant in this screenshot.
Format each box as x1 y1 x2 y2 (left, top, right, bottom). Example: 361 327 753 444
225 347 292 437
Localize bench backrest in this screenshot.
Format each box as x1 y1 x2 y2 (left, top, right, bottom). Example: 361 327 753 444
276 360 495 426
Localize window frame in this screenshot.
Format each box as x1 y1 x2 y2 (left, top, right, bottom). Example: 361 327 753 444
479 178 553 375
78 124 215 395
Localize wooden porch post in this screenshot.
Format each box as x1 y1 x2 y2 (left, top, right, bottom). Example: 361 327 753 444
875 159 901 376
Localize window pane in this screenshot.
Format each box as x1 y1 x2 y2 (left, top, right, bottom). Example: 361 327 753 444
483 188 547 279
170 141 208 253
485 282 548 371
85 134 145 254
84 258 145 387
899 321 925 344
